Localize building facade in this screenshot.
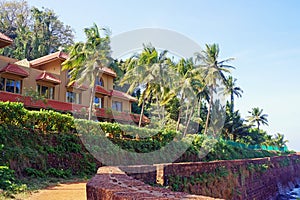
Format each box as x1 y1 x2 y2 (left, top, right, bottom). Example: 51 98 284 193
0 33 148 125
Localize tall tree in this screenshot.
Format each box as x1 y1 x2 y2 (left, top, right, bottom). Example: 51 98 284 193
195 44 234 134
225 76 243 113
62 23 112 120
172 58 206 135
223 102 250 141
246 107 269 131
173 58 194 131
0 1 74 60
30 7 74 59
273 133 288 149
120 45 171 127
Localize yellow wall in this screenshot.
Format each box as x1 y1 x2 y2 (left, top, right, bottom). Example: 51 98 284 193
0 58 133 113
36 60 62 75
99 73 114 91
111 97 131 113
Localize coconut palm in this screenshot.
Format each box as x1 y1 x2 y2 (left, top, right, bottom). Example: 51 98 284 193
195 44 234 134
62 23 112 120
223 103 250 141
273 133 289 149
120 45 171 127
246 107 269 131
172 58 195 132
225 76 243 113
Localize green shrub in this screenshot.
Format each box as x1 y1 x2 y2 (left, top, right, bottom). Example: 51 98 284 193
0 102 27 127
0 166 27 192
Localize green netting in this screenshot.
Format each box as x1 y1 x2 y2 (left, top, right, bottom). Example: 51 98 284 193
223 139 288 152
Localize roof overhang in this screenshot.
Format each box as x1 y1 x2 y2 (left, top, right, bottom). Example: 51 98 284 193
36 71 61 84
0 33 13 48
0 64 29 77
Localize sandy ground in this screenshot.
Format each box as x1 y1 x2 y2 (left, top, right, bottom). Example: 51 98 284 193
26 182 87 200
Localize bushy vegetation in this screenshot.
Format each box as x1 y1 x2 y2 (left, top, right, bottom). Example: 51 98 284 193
0 144 27 195
0 102 289 196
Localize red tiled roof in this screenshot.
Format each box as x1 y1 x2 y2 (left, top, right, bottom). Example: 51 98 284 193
30 51 68 67
0 32 13 42
95 85 111 96
30 52 117 78
110 90 137 102
36 71 61 84
0 33 13 48
67 82 89 90
101 67 117 77
0 64 29 77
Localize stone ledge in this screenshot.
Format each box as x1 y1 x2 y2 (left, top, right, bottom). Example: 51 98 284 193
87 166 222 200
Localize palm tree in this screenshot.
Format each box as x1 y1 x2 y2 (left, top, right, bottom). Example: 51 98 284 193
223 103 250 141
246 107 269 131
273 133 288 149
120 45 171 127
172 58 195 132
195 44 234 134
225 76 243 113
62 23 112 120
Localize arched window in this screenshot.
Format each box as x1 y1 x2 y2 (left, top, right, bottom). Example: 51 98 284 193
94 96 103 108
96 77 104 87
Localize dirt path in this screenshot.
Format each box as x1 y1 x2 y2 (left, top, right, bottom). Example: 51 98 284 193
27 182 87 200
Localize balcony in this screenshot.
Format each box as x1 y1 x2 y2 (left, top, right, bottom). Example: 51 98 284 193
0 91 149 125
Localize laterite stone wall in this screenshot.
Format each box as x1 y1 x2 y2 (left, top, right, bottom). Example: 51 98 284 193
87 154 300 200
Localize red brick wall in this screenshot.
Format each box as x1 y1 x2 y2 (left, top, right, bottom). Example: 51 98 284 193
86 166 219 200
87 154 300 200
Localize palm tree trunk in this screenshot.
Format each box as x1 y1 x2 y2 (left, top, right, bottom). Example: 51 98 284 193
231 92 234 113
138 100 145 127
156 93 161 120
88 81 96 121
197 97 202 133
183 102 195 137
204 90 213 135
88 70 99 121
162 105 165 124
176 94 185 131
185 104 189 122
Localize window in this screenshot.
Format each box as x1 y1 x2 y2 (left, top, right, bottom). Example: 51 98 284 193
96 77 104 87
66 91 81 104
94 96 103 108
0 78 4 91
66 70 71 79
37 84 54 99
112 101 122 112
0 77 21 94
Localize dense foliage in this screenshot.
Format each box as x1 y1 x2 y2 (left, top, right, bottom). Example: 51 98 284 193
0 102 290 196
0 0 74 60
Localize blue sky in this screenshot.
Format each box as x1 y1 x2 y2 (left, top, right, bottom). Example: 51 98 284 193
27 0 300 150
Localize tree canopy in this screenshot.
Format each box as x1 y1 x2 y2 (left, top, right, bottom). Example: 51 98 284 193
0 0 74 60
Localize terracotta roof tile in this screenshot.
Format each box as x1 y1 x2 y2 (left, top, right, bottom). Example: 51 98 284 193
36 71 61 84
0 64 29 77
0 32 13 42
30 51 68 67
101 67 117 77
95 85 111 96
0 33 13 48
67 82 89 90
110 90 137 102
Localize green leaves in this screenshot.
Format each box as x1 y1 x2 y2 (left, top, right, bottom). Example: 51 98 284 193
246 107 269 130
0 1 74 60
